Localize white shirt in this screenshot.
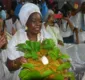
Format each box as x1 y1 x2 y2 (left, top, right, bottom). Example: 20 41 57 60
42 22 63 45
5 19 23 35
7 29 52 60
60 19 73 38
1 29 51 80
71 12 85 42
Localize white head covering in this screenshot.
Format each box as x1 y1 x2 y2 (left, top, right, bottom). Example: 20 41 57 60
19 3 41 27
44 9 54 21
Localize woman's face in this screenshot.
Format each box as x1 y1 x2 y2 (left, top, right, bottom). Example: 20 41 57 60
47 14 54 26
26 12 42 34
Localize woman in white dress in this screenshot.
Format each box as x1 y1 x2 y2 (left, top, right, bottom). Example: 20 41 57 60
3 3 51 80
42 9 64 46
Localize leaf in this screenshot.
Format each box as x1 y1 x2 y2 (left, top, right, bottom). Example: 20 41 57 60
19 69 29 79
22 63 34 69
54 74 64 80
53 47 60 54
42 69 54 78
34 41 40 52
16 43 28 52
24 52 32 58
41 39 56 49
19 70 41 80
31 51 38 59
48 51 57 60
57 62 71 71
25 40 32 50
64 72 75 80
29 70 41 79
60 54 70 59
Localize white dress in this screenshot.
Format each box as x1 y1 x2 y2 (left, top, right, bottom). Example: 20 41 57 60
1 29 52 80
5 19 23 35
74 12 85 42
42 23 63 46
60 19 73 38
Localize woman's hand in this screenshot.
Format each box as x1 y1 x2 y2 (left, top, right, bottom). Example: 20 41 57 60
0 33 7 48
58 40 64 46
7 57 28 71
16 56 27 65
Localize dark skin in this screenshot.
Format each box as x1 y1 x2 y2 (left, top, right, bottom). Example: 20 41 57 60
26 12 42 41
6 12 42 71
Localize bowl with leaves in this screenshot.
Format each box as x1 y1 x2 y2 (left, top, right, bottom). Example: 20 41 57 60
16 39 75 80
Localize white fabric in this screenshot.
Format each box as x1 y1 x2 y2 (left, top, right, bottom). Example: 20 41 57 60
13 19 23 30
60 19 73 38
5 19 23 35
0 50 14 80
19 3 41 27
42 23 63 45
71 12 85 42
1 29 51 80
44 9 54 21
7 29 52 60
5 19 13 35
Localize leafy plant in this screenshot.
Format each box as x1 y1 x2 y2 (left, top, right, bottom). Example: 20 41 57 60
16 39 75 80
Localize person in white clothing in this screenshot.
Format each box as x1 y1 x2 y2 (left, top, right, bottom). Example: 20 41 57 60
3 3 52 80
60 10 78 44
74 2 85 43
42 9 64 46
5 10 23 35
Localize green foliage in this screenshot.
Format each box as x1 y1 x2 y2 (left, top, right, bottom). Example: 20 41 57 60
57 62 71 71
42 70 54 78
22 63 34 69
16 39 75 80
41 39 55 50
54 74 64 80
19 69 41 80
16 40 40 59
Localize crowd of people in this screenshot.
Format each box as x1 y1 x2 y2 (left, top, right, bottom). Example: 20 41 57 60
0 0 85 80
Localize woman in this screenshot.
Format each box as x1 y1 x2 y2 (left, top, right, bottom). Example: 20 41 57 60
5 10 23 35
75 2 85 43
42 9 63 46
5 3 51 80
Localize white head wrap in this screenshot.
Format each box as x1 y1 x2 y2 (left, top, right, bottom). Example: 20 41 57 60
19 3 41 26
44 9 54 21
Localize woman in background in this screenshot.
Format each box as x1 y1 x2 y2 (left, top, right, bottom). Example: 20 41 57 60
42 9 64 46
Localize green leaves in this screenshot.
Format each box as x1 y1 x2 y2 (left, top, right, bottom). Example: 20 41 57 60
60 54 70 59
54 74 64 80
57 62 71 71
22 63 34 69
41 39 56 50
19 69 41 80
16 40 40 59
48 47 60 60
42 70 54 78
16 39 75 80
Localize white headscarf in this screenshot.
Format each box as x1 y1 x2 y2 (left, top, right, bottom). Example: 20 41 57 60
44 9 54 21
19 3 41 27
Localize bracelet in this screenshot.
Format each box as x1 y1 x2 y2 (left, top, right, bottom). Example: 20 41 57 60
13 60 17 68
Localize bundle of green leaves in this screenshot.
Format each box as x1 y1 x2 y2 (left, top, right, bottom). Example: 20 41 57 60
16 39 75 80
